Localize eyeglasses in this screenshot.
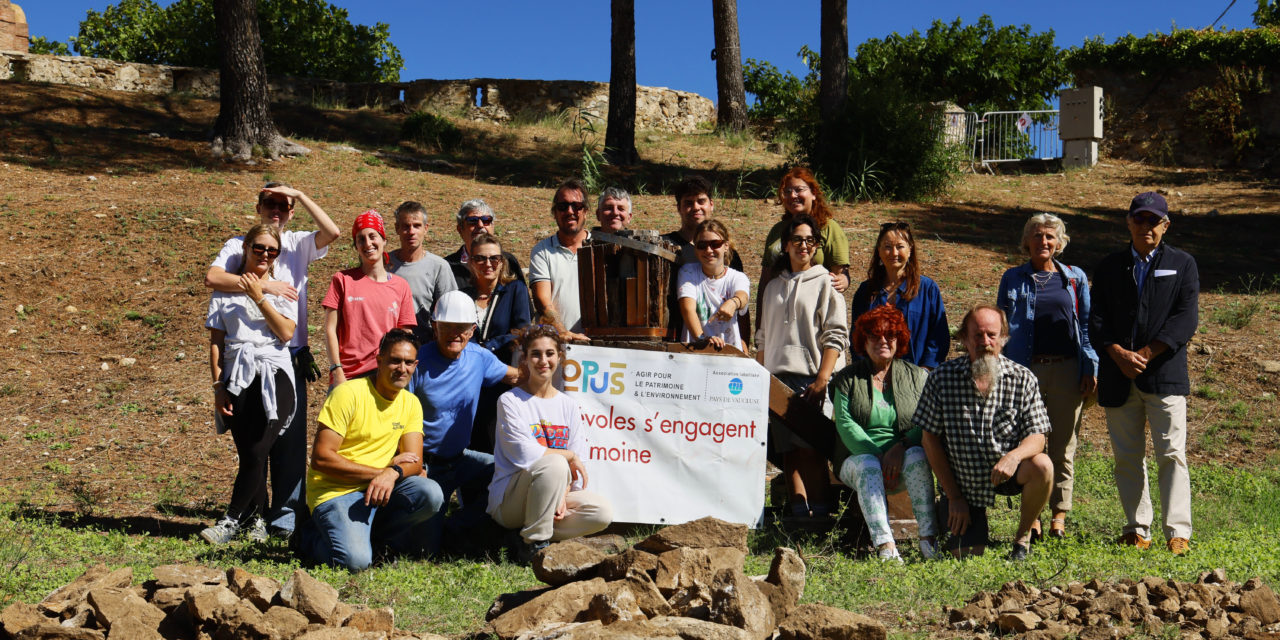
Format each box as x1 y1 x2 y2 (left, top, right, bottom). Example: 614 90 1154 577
553 201 586 213
695 239 726 251
471 255 504 265
880 221 910 231
788 236 818 247
250 243 280 258
465 215 494 226
260 198 291 211
782 186 810 196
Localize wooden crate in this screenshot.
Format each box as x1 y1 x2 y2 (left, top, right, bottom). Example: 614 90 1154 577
577 230 676 340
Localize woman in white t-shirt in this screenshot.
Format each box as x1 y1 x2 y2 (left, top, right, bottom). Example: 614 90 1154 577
488 325 613 562
203 224 298 545
676 219 750 350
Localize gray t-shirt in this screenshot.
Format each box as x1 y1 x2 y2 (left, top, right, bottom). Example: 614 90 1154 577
388 250 458 343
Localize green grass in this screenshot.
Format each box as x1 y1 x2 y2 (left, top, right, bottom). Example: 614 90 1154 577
1 454 1278 636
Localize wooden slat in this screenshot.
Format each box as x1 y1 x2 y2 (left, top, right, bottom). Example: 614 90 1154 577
577 244 596 328
594 246 608 327
583 327 667 338
624 277 638 325
637 257 649 325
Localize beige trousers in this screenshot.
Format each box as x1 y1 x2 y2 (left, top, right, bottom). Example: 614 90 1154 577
1105 381 1192 540
490 454 613 543
1031 358 1086 513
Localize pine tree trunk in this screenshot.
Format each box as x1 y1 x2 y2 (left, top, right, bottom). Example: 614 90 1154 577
712 0 748 132
604 0 639 166
819 0 848 139
210 0 308 160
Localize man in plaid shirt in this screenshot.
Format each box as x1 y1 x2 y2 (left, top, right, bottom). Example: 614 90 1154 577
918 304 1054 560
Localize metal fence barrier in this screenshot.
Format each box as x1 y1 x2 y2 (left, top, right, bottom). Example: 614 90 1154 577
971 110 1061 166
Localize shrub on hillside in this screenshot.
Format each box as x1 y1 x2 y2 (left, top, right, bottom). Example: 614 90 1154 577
401 111 462 152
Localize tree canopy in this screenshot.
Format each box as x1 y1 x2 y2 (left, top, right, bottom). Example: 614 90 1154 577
850 15 1067 113
69 0 403 83
1257 0 1280 27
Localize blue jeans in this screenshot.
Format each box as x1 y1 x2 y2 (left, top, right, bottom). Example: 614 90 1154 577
300 475 443 571
424 448 494 554
266 346 309 534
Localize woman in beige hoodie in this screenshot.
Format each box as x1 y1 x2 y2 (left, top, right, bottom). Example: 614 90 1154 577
756 214 849 519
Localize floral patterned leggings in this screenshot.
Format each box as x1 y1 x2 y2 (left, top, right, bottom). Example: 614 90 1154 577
838 446 938 547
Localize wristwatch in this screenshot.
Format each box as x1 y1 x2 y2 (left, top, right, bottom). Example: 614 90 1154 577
329 363 342 373
389 464 404 479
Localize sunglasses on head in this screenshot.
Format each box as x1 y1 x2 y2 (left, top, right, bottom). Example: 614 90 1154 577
880 221 910 231
789 236 818 247
471 255 504 265
465 215 494 225
553 201 586 213
250 243 280 258
695 239 726 251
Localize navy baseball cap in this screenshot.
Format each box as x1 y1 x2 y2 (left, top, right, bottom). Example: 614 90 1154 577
1128 192 1168 218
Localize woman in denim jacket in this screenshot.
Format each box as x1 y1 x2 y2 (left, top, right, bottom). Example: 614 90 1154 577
997 213 1098 540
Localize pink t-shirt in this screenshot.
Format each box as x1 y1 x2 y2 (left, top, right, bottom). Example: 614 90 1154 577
321 267 416 377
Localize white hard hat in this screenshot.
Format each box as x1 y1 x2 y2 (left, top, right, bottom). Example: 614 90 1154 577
432 290 477 324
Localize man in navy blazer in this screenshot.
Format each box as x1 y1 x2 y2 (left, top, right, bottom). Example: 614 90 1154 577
1090 191 1198 556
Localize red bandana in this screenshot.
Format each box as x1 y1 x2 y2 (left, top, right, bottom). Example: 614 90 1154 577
352 209 386 240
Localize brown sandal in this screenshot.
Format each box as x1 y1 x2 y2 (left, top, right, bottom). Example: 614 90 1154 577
1048 517 1066 539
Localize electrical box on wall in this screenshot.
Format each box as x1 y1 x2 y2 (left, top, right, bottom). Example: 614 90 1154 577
1060 86 1104 141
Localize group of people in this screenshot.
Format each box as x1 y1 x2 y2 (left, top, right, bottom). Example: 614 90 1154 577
201 169 1199 570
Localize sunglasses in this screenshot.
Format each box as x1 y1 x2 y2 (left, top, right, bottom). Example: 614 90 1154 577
1129 213 1164 227
553 201 587 213
880 221 910 231
260 198 291 211
465 215 494 225
250 243 280 258
788 236 818 247
695 239 726 251
471 255 504 265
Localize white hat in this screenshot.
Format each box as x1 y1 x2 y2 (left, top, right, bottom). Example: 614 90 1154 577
432 290 477 324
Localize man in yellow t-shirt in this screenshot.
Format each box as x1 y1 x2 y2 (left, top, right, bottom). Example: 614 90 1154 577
297 329 443 570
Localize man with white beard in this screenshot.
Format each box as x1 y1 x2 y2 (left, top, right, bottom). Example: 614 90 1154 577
917 304 1054 560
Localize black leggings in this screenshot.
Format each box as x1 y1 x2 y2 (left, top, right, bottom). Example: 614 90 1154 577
224 369 296 523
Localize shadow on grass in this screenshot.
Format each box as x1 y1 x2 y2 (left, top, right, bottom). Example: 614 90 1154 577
9 505 206 539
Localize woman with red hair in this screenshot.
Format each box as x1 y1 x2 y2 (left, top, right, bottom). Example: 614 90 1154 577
828 305 938 562
758 168 851 320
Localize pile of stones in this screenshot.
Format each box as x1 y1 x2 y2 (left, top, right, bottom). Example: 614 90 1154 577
0 563 444 640
485 516 887 640
944 570 1280 640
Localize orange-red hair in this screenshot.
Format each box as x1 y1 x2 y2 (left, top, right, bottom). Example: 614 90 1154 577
852 305 911 359
777 166 833 228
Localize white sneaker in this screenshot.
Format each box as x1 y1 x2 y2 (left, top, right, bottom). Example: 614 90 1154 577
246 517 268 543
918 539 939 560
877 546 903 564
200 516 240 545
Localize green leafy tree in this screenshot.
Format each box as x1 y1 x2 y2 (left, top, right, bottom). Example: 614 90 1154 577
27 36 73 56
1256 1 1280 27
851 15 1067 113
73 0 402 83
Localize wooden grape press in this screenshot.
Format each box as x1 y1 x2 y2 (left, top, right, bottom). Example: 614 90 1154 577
576 229 677 340
576 229 918 542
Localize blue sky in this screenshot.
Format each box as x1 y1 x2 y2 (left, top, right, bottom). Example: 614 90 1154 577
24 0 1257 100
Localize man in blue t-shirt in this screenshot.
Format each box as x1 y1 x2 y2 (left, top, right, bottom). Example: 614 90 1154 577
408 291 520 553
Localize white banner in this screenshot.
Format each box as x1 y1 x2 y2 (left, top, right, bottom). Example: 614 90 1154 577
561 344 769 527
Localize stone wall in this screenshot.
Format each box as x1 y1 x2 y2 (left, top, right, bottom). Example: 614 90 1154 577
0 50 716 134
1073 66 1280 169
0 0 28 53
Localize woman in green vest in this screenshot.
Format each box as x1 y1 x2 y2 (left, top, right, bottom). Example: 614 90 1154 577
829 305 939 562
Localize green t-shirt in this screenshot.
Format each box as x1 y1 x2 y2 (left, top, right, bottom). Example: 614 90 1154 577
761 216 850 272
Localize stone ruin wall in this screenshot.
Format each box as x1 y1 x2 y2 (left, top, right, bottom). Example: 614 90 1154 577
0 50 716 134
0 0 28 53
1073 66 1280 169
